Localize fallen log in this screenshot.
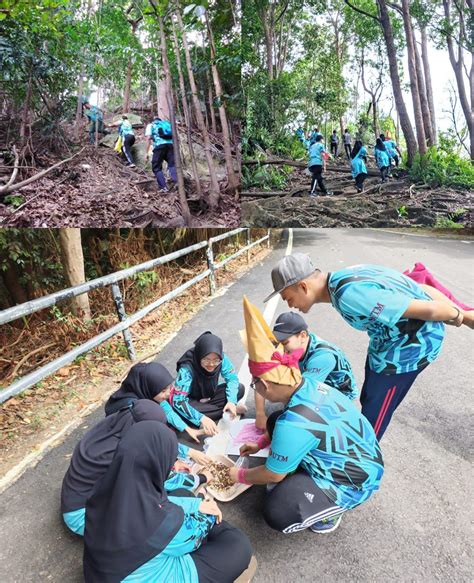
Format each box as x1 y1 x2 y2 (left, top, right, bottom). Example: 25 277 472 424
0 147 86 196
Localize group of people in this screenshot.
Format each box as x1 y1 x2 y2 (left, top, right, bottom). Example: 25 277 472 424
61 250 472 582
81 98 177 192
296 125 402 195
61 332 253 582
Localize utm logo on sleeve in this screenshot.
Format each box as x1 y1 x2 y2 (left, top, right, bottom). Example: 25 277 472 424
270 449 288 463
369 302 385 322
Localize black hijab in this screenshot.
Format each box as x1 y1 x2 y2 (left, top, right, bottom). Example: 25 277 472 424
61 400 166 513
176 331 223 399
104 362 174 416
83 422 184 583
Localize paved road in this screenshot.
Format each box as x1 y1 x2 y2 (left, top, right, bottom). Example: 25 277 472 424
1 229 473 582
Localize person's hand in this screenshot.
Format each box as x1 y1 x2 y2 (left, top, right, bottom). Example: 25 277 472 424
223 402 237 417
255 413 267 431
228 466 239 484
185 426 202 443
200 415 218 436
199 468 215 484
445 307 464 327
188 449 211 466
461 310 474 329
172 460 191 473
198 498 222 523
240 442 259 457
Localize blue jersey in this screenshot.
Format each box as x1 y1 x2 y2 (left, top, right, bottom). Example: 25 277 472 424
119 120 134 137
310 131 323 144
266 378 384 510
351 146 368 178
328 265 445 374
308 142 325 167
374 147 390 169
384 140 398 158
173 353 239 426
150 119 172 148
123 496 215 583
85 106 103 123
300 332 358 400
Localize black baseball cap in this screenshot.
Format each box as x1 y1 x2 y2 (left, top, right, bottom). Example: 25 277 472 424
264 253 317 302
272 312 308 342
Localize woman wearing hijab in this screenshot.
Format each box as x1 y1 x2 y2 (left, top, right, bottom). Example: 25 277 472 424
173 331 245 436
350 140 369 193
374 138 391 183
105 362 203 443
61 401 211 536
83 421 255 583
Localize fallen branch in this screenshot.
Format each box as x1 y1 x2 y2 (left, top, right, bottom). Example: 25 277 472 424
8 342 55 382
0 147 86 195
4 146 19 189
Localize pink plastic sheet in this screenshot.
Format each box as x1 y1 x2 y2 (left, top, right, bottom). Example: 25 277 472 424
404 262 473 311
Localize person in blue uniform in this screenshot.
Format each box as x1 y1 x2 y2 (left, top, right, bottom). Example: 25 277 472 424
118 115 136 167
83 421 254 583
264 253 473 439
104 362 203 443
308 135 330 197
61 400 210 536
381 133 402 169
374 137 391 183
172 331 245 436
230 297 384 535
146 116 177 192
350 140 368 193
254 311 358 430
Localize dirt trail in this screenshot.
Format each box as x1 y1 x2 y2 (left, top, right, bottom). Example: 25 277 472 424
242 158 472 228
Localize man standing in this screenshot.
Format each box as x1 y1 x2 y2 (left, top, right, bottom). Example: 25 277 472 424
255 311 358 430
82 100 107 144
146 116 177 192
343 129 351 159
229 297 384 535
330 130 339 157
264 253 473 439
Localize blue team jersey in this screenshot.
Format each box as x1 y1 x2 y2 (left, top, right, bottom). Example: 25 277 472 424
308 142 325 167
300 332 358 400
266 377 384 510
119 120 134 137
384 140 397 157
374 147 390 169
328 265 445 374
351 147 368 177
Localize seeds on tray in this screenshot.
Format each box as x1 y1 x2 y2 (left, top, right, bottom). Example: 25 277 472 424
206 462 235 492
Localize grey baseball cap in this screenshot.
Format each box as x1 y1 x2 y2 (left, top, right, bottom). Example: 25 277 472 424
264 253 317 302
272 312 308 342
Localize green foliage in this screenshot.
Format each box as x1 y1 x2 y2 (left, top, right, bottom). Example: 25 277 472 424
242 164 290 190
397 205 408 218
409 147 474 189
3 195 24 208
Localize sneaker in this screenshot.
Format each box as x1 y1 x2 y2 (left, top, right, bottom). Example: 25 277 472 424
129 163 136 168
310 514 343 534
158 187 170 193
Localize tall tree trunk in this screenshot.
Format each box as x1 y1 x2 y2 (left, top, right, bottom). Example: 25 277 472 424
58 229 91 319
174 4 220 208
442 0 473 161
19 69 33 147
400 0 427 155
420 25 437 144
205 11 239 195
413 30 433 145
157 13 191 225
75 66 85 142
123 56 132 113
170 18 203 199
377 0 418 166
207 70 217 134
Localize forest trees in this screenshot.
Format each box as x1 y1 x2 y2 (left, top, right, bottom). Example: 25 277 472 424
0 0 241 212
244 0 472 168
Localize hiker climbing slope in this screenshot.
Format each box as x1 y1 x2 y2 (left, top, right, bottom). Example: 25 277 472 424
146 116 177 192
82 98 107 144
118 115 136 168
